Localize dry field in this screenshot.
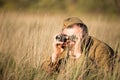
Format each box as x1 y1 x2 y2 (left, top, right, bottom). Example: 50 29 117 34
0 11 120 80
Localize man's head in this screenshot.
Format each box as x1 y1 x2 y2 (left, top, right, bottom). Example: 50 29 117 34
62 17 88 38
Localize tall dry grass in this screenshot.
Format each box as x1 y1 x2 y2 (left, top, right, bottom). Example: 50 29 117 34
0 11 120 80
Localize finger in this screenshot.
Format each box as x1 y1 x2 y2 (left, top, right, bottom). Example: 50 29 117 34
54 42 64 47
56 41 64 44
70 41 75 45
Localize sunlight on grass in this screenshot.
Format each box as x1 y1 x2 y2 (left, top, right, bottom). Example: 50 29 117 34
0 11 120 80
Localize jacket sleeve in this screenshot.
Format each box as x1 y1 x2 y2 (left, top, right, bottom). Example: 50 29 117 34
41 57 64 74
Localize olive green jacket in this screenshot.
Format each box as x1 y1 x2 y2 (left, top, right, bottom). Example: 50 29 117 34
42 36 115 75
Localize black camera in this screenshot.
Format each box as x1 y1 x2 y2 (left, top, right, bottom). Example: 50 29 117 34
56 34 77 42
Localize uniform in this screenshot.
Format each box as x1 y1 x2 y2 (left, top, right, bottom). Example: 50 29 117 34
42 17 115 79
42 36 115 76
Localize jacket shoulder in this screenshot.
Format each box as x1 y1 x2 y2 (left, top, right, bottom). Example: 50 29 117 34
91 36 114 53
89 36 114 59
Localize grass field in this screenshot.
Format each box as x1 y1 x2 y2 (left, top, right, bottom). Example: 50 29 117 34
0 11 120 80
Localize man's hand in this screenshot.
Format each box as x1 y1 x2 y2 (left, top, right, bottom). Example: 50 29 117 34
52 34 64 63
74 34 83 58
70 34 83 59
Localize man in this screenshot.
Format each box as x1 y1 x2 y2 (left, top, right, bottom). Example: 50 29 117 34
42 17 115 79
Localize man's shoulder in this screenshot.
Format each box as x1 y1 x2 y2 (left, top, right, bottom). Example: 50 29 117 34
90 36 103 44
91 36 109 48
90 36 114 54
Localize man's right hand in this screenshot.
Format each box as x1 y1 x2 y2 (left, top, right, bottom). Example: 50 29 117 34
52 34 64 63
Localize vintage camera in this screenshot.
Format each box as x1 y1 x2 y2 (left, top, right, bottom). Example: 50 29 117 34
56 34 78 42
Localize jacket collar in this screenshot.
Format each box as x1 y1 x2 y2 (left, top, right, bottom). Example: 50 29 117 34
81 35 93 55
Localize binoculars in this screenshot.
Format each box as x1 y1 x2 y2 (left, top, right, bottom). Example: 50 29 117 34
56 34 78 42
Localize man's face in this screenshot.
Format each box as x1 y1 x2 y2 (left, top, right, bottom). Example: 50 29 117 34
62 24 83 53
62 24 83 36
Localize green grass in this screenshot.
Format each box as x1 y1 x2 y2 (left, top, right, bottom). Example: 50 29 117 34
0 11 120 80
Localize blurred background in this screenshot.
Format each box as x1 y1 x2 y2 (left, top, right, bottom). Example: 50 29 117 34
0 0 120 14
0 0 120 67
0 1 120 80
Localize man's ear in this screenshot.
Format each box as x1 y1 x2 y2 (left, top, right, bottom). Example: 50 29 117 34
82 30 88 38
80 29 84 38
